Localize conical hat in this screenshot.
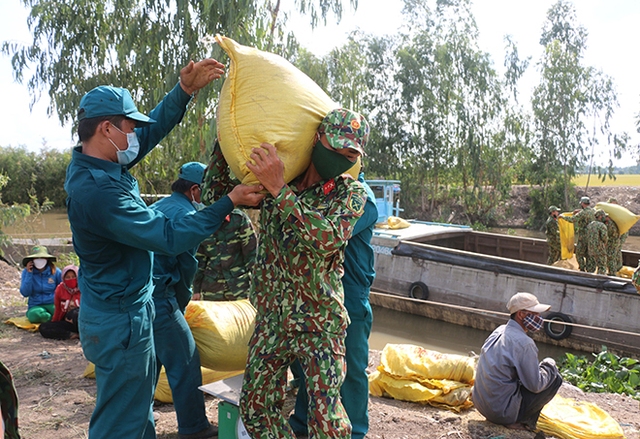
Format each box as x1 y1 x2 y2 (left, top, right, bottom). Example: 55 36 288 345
22 245 56 267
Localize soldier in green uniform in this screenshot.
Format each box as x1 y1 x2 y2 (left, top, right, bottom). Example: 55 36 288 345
586 209 608 274
201 108 369 439
545 206 561 265
606 197 627 276
192 207 257 301
560 196 595 271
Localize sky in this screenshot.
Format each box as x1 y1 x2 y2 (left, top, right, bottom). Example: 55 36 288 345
1 0 640 165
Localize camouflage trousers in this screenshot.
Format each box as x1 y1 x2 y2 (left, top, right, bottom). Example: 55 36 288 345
0 360 20 439
585 254 607 275
575 241 588 271
240 325 351 439
547 239 561 265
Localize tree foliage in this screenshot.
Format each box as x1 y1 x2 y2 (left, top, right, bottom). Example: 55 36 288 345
530 0 626 211
2 0 357 194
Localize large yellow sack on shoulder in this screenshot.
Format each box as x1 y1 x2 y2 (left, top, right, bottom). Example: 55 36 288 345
537 395 625 439
154 367 243 403
215 35 337 186
185 299 256 371
558 213 575 260
596 202 640 235
378 344 476 384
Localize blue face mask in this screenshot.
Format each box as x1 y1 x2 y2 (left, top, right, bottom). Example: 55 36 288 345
108 124 140 165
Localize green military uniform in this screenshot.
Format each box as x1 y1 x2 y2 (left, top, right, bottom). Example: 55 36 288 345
193 208 257 300
545 210 561 265
202 141 366 439
562 206 595 271
606 217 622 276
586 212 608 274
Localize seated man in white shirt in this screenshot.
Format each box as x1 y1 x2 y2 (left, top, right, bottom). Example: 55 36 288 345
472 292 563 432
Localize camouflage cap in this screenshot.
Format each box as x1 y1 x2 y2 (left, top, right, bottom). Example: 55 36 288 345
608 197 618 203
318 108 370 155
595 209 606 219
548 205 559 213
580 196 590 205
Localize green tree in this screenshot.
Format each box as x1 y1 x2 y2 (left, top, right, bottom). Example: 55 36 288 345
530 0 626 210
2 0 358 194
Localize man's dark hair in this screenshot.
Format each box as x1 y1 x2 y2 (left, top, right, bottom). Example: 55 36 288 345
78 115 126 142
510 313 517 320
171 178 198 194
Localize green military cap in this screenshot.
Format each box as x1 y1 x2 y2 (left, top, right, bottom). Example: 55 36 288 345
580 196 590 205
548 206 559 214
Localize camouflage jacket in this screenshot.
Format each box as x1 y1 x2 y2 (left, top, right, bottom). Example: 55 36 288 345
202 142 366 335
192 208 257 298
545 215 560 245
587 220 608 256
562 206 595 239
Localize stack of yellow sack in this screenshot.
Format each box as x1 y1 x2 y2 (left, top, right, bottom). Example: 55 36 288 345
368 344 475 411
537 395 625 439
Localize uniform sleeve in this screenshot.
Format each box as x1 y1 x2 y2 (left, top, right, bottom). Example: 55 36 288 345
76 179 234 256
273 179 367 258
174 251 198 312
129 83 192 168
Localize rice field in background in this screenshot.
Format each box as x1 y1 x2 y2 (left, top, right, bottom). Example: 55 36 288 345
572 174 640 187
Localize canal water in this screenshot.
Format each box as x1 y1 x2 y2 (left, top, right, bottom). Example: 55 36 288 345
3 213 627 361
370 305 584 362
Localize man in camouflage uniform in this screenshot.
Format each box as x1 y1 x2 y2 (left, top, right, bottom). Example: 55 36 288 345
586 209 608 274
192 208 257 301
201 108 369 439
560 196 595 271
545 206 561 265
606 197 627 276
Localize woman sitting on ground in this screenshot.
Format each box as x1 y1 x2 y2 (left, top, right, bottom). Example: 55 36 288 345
19 245 61 323
39 265 81 340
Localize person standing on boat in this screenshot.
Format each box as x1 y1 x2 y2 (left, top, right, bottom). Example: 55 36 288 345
472 292 563 433
559 196 595 271
544 206 561 265
606 197 627 276
586 209 608 274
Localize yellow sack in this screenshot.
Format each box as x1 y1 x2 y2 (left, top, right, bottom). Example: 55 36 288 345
184 299 256 371
369 344 475 410
368 370 473 412
4 316 39 332
596 202 640 236
617 265 635 279
379 344 476 384
537 395 625 439
387 216 411 230
154 367 243 403
558 213 575 260
215 35 337 186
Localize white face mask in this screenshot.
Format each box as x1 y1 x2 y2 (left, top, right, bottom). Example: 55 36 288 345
108 124 141 165
33 258 48 270
191 193 206 211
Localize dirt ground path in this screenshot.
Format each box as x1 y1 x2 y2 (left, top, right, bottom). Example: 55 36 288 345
1 261 638 439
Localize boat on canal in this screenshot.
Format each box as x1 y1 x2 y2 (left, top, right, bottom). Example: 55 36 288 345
366 180 640 358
